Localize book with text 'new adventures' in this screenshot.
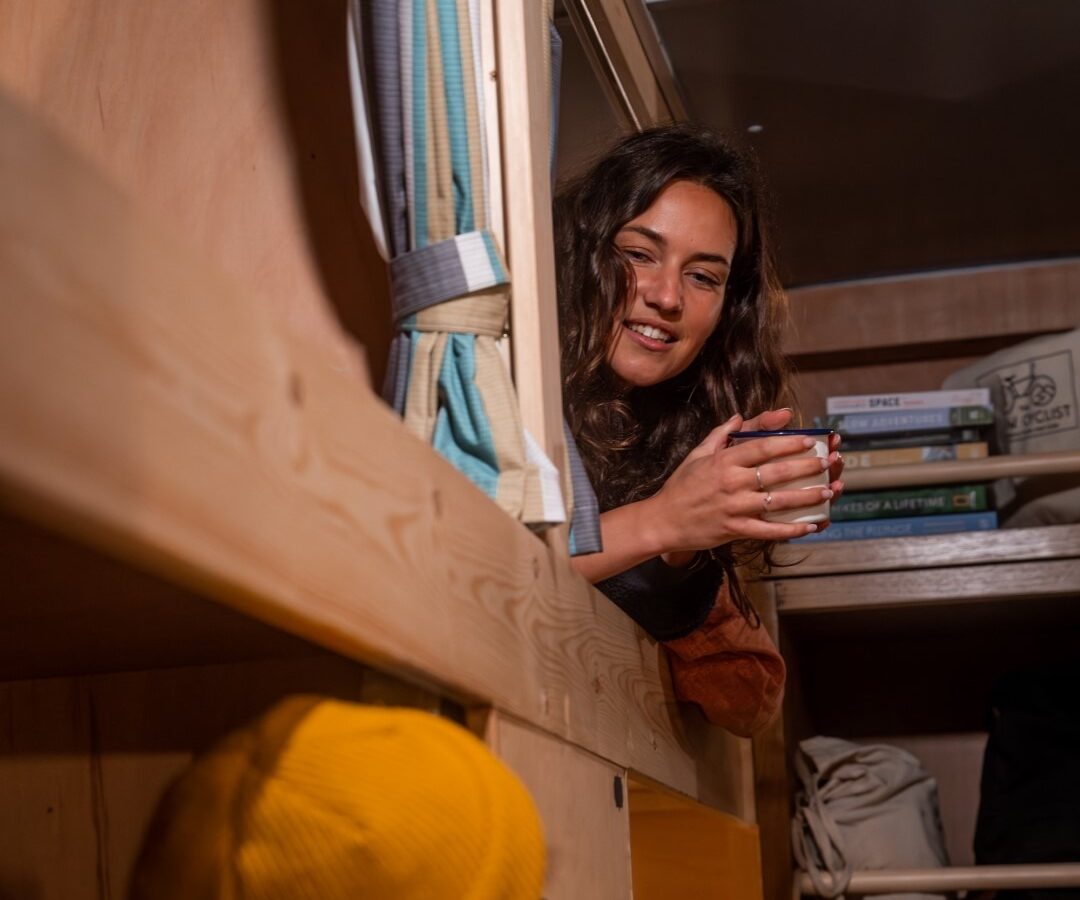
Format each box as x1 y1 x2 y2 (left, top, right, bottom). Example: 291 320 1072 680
818 405 994 436
792 510 998 542
831 484 989 521
826 388 992 415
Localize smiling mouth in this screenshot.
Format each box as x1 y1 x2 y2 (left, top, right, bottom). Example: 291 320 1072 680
625 321 676 344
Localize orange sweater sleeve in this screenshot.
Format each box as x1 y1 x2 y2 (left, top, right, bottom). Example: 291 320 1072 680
663 582 786 738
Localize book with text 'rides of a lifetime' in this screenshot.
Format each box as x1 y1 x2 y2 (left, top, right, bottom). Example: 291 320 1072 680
817 405 994 436
826 388 992 415
792 510 999 542
831 484 989 521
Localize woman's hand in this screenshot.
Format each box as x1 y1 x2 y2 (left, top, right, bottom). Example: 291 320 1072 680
815 430 845 532
649 412 834 556
570 408 844 584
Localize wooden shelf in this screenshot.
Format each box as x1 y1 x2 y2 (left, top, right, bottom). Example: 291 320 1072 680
843 449 1080 491
768 523 1080 578
798 863 1080 894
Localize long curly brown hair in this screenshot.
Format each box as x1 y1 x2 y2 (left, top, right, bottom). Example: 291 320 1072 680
555 124 794 618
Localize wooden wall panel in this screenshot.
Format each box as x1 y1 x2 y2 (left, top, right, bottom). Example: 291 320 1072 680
487 713 633 900
0 0 393 385
785 259 1080 358
629 780 763 900
0 656 401 900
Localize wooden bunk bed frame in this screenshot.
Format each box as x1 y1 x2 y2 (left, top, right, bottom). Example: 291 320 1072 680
0 2 762 897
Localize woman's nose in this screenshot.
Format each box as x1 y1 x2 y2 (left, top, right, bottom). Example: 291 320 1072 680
640 265 682 313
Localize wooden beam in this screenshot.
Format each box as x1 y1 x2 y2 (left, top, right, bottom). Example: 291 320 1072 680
842 449 1080 491
786 259 1080 358
768 523 1080 577
495 1 568 484
746 580 794 900
482 711 633 899
0 87 741 810
562 0 685 130
798 864 1080 895
775 559 1080 613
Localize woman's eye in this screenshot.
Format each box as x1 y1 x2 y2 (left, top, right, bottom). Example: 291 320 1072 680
622 249 651 263
688 271 722 289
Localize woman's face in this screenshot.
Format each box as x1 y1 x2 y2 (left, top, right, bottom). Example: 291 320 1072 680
607 179 737 388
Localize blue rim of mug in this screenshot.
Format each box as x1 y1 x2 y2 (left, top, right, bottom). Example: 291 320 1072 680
730 429 833 438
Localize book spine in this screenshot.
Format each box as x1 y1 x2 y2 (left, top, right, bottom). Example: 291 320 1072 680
831 484 989 521
844 441 989 469
821 405 994 435
794 511 998 542
826 388 992 414
842 428 985 451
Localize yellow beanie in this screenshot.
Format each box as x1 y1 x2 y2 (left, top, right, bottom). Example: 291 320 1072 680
129 696 546 900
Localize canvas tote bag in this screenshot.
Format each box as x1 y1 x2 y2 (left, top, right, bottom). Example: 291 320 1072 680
943 327 1080 526
792 736 950 899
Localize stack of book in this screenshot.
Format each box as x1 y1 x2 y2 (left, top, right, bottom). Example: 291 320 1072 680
797 388 999 542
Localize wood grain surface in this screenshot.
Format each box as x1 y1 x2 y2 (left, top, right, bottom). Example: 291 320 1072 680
488 711 633 900
497 0 569 476
0 0 391 386
842 450 1080 491
768 523 1080 576
629 779 763 900
786 258 1080 357
775 559 1080 613
0 657 439 900
0 86 743 810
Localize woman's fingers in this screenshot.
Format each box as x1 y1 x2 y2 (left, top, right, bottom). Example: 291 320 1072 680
690 414 744 461
827 449 845 485
723 515 818 542
740 407 794 432
724 434 819 467
740 485 833 518
755 455 830 490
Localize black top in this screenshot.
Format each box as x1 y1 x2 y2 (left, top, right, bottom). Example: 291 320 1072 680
596 556 723 642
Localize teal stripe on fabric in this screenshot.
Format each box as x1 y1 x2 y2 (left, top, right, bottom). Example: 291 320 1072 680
411 0 429 248
435 0 474 232
432 334 500 500
481 231 506 282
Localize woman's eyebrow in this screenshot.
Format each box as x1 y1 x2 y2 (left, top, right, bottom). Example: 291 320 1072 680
620 225 730 267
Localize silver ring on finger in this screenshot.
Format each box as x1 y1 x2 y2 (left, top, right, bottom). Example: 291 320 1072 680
762 491 773 511
755 466 766 491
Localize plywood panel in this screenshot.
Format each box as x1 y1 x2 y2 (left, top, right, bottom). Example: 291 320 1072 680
0 656 401 900
0 0 392 384
489 713 633 900
629 780 763 900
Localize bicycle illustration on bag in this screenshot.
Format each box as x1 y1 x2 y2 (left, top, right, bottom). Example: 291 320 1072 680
999 360 1056 414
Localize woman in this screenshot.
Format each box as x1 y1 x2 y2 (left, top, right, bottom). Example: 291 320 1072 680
555 124 843 732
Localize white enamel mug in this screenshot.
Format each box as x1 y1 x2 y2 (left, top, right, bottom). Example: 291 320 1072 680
728 429 833 525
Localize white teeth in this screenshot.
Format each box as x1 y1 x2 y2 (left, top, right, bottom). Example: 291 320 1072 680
627 323 673 342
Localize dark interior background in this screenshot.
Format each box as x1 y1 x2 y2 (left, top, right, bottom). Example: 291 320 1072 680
557 0 1080 288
